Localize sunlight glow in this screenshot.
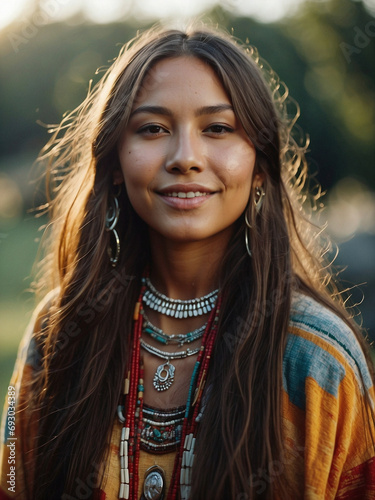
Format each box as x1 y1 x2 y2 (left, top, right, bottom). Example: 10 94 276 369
0 0 311 32
1 0 374 33
82 0 132 24
0 0 30 31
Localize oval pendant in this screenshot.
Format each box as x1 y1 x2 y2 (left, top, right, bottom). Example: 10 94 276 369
153 362 175 392
143 465 166 500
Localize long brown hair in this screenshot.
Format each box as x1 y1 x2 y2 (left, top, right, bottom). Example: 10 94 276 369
24 25 374 499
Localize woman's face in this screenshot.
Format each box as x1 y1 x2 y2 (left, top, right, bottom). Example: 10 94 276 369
117 56 257 245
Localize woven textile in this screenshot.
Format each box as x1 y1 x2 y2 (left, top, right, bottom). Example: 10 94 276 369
1 293 374 499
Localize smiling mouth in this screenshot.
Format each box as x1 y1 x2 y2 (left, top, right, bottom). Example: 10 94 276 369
164 191 210 198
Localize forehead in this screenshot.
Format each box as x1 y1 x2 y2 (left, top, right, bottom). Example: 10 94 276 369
134 56 230 106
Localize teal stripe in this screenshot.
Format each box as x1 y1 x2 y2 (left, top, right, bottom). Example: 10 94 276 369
290 294 373 390
283 333 346 410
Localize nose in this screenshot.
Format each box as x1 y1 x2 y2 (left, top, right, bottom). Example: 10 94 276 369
164 129 203 174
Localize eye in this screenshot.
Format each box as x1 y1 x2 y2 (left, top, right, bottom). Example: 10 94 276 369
205 124 234 134
137 124 168 136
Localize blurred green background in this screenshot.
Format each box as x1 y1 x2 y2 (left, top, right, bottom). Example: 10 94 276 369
1 0 374 405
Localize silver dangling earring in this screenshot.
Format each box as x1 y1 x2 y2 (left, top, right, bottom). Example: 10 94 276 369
254 186 265 212
244 185 265 257
105 186 121 267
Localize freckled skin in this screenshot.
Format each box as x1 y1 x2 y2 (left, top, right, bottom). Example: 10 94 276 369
117 56 258 246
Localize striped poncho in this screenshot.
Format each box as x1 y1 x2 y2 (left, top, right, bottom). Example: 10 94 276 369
1 293 374 499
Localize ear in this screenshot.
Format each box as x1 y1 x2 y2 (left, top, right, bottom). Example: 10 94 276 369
252 173 265 189
112 169 124 186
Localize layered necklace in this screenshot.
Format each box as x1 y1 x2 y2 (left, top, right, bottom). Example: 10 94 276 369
142 308 206 346
140 338 201 392
141 277 213 393
117 279 221 500
140 402 185 454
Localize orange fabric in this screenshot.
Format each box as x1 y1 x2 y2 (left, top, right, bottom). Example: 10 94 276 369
1 293 375 498
98 418 177 499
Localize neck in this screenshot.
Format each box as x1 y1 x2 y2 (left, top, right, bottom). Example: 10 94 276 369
148 230 232 300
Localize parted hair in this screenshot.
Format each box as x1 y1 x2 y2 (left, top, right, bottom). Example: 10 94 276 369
22 24 374 499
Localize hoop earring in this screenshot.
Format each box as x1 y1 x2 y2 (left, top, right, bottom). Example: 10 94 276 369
105 186 121 267
244 185 265 258
244 211 252 257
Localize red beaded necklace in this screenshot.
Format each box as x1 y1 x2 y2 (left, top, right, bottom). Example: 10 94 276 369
118 283 221 500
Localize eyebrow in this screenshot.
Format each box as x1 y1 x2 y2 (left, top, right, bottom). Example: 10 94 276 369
130 104 234 118
131 105 172 117
195 104 234 116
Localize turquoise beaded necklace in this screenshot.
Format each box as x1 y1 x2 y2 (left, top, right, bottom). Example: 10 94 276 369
141 309 206 346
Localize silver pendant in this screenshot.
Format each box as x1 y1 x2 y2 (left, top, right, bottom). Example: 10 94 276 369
143 465 165 500
153 362 175 392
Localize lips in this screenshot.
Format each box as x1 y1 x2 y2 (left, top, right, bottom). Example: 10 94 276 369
157 184 215 209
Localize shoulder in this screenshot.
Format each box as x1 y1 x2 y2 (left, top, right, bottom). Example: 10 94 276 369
14 289 58 373
283 292 373 409
0 290 57 443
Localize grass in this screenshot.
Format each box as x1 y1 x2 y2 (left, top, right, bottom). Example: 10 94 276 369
0 216 42 405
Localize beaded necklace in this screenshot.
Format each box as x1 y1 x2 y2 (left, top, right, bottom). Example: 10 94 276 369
117 284 221 500
142 309 206 346
140 338 201 392
142 276 219 318
140 403 185 453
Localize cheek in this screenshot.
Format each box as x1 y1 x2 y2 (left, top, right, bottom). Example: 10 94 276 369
119 148 154 190
218 148 256 190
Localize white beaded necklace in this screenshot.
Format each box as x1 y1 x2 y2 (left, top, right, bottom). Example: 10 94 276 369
142 277 219 318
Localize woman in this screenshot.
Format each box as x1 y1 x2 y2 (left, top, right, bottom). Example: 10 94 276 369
1 25 374 500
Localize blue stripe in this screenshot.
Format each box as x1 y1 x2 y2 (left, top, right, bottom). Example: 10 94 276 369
25 337 42 370
283 333 346 410
290 294 373 391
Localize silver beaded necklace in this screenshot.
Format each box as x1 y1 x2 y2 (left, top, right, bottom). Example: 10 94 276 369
140 338 201 392
142 309 206 346
142 277 219 318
